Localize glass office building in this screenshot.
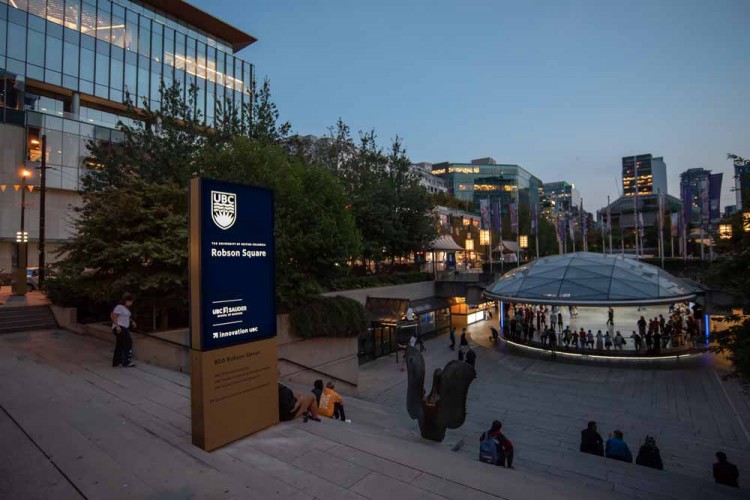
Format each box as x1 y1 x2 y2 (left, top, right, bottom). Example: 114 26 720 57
0 0 256 269
430 158 542 210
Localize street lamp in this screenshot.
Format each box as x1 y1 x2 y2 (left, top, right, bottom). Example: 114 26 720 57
519 235 529 249
14 169 32 295
479 229 490 246
718 224 732 240
743 212 750 233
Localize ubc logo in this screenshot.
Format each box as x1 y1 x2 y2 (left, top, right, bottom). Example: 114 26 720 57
211 191 236 230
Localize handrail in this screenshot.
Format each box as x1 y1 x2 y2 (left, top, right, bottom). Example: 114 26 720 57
278 356 357 387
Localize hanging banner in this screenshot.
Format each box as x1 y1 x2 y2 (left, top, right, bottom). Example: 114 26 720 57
480 198 490 230
657 192 665 234
682 183 692 228
530 202 538 235
491 200 501 232
700 177 710 225
670 212 679 238
568 213 575 241
189 177 278 452
709 173 723 223
509 202 518 235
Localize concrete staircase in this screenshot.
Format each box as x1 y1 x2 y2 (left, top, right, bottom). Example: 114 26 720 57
0 305 57 334
345 330 750 500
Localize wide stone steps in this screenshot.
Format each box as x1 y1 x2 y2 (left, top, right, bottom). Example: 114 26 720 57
0 305 57 334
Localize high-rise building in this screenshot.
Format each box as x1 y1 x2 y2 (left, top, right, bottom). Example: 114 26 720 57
410 163 448 194
542 181 580 214
622 154 667 197
679 168 710 225
733 157 750 210
0 0 256 269
430 157 542 210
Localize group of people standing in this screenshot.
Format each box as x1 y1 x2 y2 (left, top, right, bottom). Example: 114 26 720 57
500 302 705 356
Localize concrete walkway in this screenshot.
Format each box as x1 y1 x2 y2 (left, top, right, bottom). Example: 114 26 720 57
2 326 749 499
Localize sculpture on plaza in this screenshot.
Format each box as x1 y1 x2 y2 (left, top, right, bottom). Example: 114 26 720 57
405 346 476 442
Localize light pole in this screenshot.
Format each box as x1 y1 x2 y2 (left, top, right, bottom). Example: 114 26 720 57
15 168 32 295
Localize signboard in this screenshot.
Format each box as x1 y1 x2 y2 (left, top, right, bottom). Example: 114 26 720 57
189 177 278 451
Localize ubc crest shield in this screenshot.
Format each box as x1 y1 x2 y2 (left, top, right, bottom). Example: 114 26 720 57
211 191 237 230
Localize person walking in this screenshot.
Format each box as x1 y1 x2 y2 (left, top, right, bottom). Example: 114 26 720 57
645 330 653 352
459 328 469 361
480 420 514 468
638 316 647 337
635 435 663 470
557 311 563 333
587 330 595 349
449 326 456 350
579 329 587 350
580 421 604 456
604 331 612 351
606 306 614 326
466 347 477 370
713 452 740 488
605 430 633 463
548 328 558 353
111 293 136 368
653 328 662 355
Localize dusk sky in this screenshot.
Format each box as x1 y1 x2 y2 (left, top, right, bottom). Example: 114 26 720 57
195 0 750 211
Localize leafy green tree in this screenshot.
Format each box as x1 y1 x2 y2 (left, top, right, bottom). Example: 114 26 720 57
51 81 360 324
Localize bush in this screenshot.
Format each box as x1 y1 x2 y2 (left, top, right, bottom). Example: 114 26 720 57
290 296 368 339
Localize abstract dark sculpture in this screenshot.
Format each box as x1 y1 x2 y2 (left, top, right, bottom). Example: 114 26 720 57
405 346 476 442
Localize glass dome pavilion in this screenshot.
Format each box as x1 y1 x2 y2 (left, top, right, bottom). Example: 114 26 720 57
484 252 701 306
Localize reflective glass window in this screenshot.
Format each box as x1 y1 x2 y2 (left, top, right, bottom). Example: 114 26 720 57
79 79 92 94
137 65 148 102
151 20 161 62
163 26 173 64
27 29 45 66
111 12 124 48
124 61 136 95
80 1 95 37
137 16 149 56
9 6 26 26
64 0 80 30
124 8 136 51
45 34 62 72
95 52 108 85
62 166 78 190
95 6 109 42
47 19 63 38
62 41 78 76
110 56 122 90
0 17 6 57
63 131 79 167
47 129 63 165
27 0 45 19
47 0 65 25
79 46 94 81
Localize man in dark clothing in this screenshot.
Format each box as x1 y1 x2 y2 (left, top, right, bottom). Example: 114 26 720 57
638 316 647 336
580 421 604 456
311 379 324 406
635 435 663 470
466 348 477 369
557 312 563 333
607 307 614 326
713 452 740 488
449 327 456 350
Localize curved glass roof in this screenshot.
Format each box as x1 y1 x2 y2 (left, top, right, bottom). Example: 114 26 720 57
485 252 700 306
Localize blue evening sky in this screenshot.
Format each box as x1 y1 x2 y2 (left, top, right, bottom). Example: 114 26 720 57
195 0 750 211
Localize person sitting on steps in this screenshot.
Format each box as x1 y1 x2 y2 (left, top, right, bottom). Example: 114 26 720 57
318 381 350 423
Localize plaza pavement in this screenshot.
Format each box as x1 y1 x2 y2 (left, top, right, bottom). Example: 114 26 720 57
0 325 748 499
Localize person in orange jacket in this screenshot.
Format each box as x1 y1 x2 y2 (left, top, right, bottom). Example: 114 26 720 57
318 381 349 422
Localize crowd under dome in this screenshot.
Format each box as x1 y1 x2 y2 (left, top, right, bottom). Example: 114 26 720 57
484 252 701 307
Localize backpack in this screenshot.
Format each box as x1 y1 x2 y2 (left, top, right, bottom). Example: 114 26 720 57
479 430 499 464
278 384 297 421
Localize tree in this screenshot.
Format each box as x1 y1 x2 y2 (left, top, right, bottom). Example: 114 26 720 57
50 81 361 325
708 246 750 381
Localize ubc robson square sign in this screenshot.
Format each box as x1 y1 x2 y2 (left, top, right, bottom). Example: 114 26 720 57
189 177 278 452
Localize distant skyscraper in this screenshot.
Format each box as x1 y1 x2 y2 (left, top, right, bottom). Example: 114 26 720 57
680 168 710 225
622 154 667 197
733 157 750 210
542 181 580 213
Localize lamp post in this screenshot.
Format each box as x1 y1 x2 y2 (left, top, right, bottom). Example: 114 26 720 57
743 212 750 233
15 169 32 295
465 237 474 270
519 234 528 261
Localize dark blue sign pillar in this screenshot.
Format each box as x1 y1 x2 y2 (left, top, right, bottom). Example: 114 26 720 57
189 177 278 451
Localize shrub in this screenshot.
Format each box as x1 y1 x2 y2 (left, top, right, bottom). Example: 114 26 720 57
328 271 431 291
290 296 368 339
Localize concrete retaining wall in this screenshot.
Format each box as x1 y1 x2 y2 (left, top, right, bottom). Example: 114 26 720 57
323 281 435 305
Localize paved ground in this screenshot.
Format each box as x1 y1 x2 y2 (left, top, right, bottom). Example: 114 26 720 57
358 318 750 496
1 326 748 499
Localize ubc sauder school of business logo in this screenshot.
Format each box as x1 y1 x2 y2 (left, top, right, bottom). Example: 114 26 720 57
211 191 237 230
